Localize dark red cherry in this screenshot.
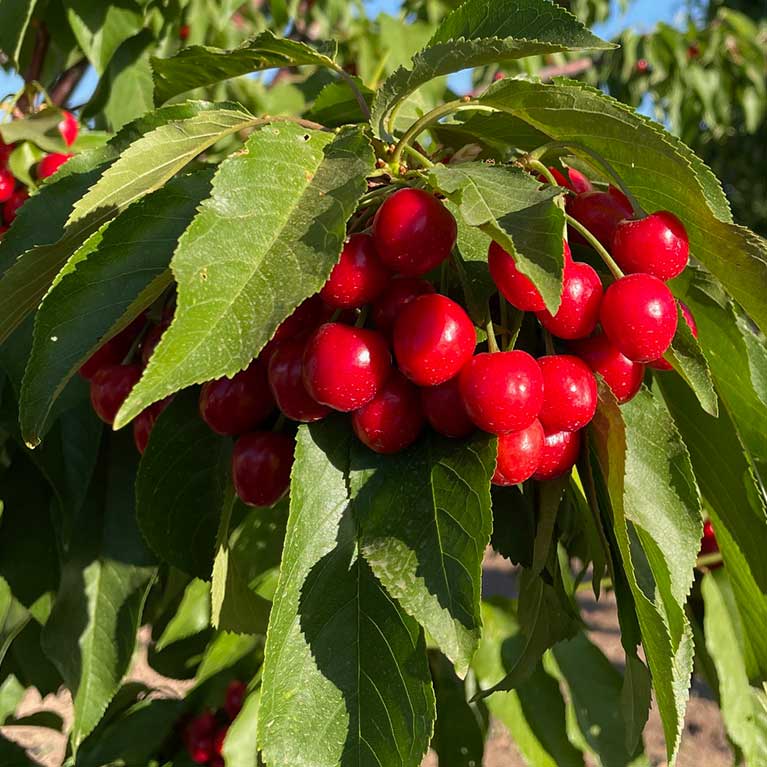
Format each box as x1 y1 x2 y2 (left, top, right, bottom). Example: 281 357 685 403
232 432 294 507
37 153 73 180
140 320 170 367
0 139 13 169
210 757 225 767
372 187 457 276
224 680 247 720
184 712 216 764
213 726 228 756
608 185 632 211
569 332 645 404
79 315 145 379
372 277 435 335
90 363 142 424
459 351 544 434
600 274 678 362
303 323 391 411
533 428 582 481
0 169 14 203
568 190 633 248
261 295 333 362
58 111 79 147
132 397 172 454
699 520 721 566
268 338 330 422
612 211 689 281
393 294 475 386
535 260 603 340
352 371 424 454
199 358 274 436
493 419 545 486
650 301 698 371
2 188 26 225
538 355 597 432
420 376 475 439
320 233 390 309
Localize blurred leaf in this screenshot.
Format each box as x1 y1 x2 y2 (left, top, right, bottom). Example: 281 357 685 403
222 688 260 767
0 0 37 67
155 579 211 652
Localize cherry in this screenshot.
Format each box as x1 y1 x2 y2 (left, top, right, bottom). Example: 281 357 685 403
213 726 228 755
268 338 330 422
649 301 697 371
0 169 14 203
568 190 633 248
699 520 720 559
535 260 603 340
352 371 424 454
459 350 544 434
210 758 225 767
184 712 216 764
0 139 12 168
569 332 645 404
372 277 435 335
303 323 390 411
420 376 475 439
600 273 678 362
224 680 247 720
393 294 475 386
132 397 172 454
611 211 689 281
139 321 169 366
90 363 142 424
544 166 592 196
79 315 145 379
58 111 79 147
232 431 294 507
37 153 73 180
608 185 632 211
320 233 390 309
2 189 27 225
493 419 545 486
262 295 332 362
372 187 457 276
538 355 597 432
533 428 582 481
636 58 650 73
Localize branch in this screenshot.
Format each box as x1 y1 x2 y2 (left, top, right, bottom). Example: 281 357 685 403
17 21 50 113
537 58 593 82
50 59 89 107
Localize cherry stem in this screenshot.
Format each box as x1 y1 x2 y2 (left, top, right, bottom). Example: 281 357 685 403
527 159 560 187
273 413 286 432
564 213 624 280
329 308 343 322
332 66 370 121
696 552 723 569
543 328 555 356
486 316 500 353
402 144 434 169
504 306 524 351
354 306 369 328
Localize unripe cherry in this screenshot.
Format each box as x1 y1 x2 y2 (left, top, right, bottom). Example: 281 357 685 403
58 111 79 147
320 233 390 309
649 301 698 371
372 187 457 276
393 294 475 386
372 277 435 335
612 211 689 281
232 431 294 507
268 338 330 422
538 355 597 432
568 190 632 248
37 153 73 180
2 188 26 224
533 429 582 481
492 419 545 486
0 169 14 203
459 350 544 434
600 273 678 362
90 363 142 424
420 376 475 439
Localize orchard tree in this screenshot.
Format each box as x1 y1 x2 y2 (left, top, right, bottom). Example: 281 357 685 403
1 1 767 766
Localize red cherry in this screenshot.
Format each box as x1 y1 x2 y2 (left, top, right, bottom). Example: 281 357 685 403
224 680 247 720
493 419 545 486
268 338 330 422
232 432 294 507
544 167 592 196
0 169 14 203
132 397 172 454
569 333 645 404
352 371 424 454
636 58 650 73
608 185 632 211
612 211 689 281
371 277 435 335
37 153 73 180
303 323 391 411
393 294 475 386
79 315 146 379
459 351 544 434
687 43 700 60
0 139 13 168
699 520 720 562
535 260 603 340
199 358 274 436
187 733 213 764
600 274 678 362
533 429 582 481
180 23 190 40
568 190 633 248
210 758 225 767
372 187 457 276
649 301 698 371
538 355 597 432
213 726 228 756
139 321 169 367
58 111 79 147
2 188 27 225
262 295 333 362
89 363 142 424
420 376 475 439
320 233 390 309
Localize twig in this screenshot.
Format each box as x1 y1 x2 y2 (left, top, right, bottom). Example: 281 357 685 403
50 59 88 107
17 22 50 113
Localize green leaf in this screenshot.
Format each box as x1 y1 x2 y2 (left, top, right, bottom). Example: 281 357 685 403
155 578 211 652
428 163 566 313
152 30 337 105
0 0 37 67
115 124 374 428
222 688 260 767
0 675 25 724
621 654 652 755
490 484 537 568
258 418 435 767
307 77 374 127
0 110 73 154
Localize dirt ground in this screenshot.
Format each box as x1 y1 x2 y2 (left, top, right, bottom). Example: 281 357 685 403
2 552 732 767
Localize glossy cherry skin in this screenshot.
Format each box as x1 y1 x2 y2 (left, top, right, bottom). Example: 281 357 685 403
199 358 274 436
459 351 544 434
79 315 145 379
699 520 720 562
546 166 592 196
536 260 603 340
37 153 73 180
372 277 435 335
232 431 294 507
569 333 645 404
90 363 142 424
268 338 330 422
132 397 172 454
2 188 27 225
320 233 390 309
420 375 475 439
352 371 424 454
261 295 333 362
600 273 678 362
372 187 457 276
139 321 169 367
0 139 12 168
225 680 247 720
649 301 698 371
533 429 582 481
58 111 79 147
612 211 689 281
538 355 597 432
303 323 391 411
0 169 14 203
493 419 545 486
490 240 557 312
568 190 633 248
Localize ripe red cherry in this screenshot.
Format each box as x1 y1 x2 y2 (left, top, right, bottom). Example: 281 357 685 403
79 315 146 379
132 397 172 454
649 301 698 371
489 240 564 312
225 680 247 720
533 429 582 481
352 371 424 454
184 711 216 764
699 520 720 565
600 274 678 362
0 169 14 203
420 376 475 439
636 58 650 73
213 726 228 756
612 211 689 281
37 153 73 180
545 166 592 196
393 294 475 386
568 190 633 248
232 432 294 507
0 139 13 168
139 321 169 366
90 363 142 424
58 111 79 147
372 187 457 276
372 277 435 335
2 188 27 225
268 338 330 422
180 23 190 40
570 333 645 403
538 355 597 432
459 351 544 434
261 295 333 362
303 323 390 411
320 233 390 309
536 260 603 340
493 419 545 486
199 358 274 436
